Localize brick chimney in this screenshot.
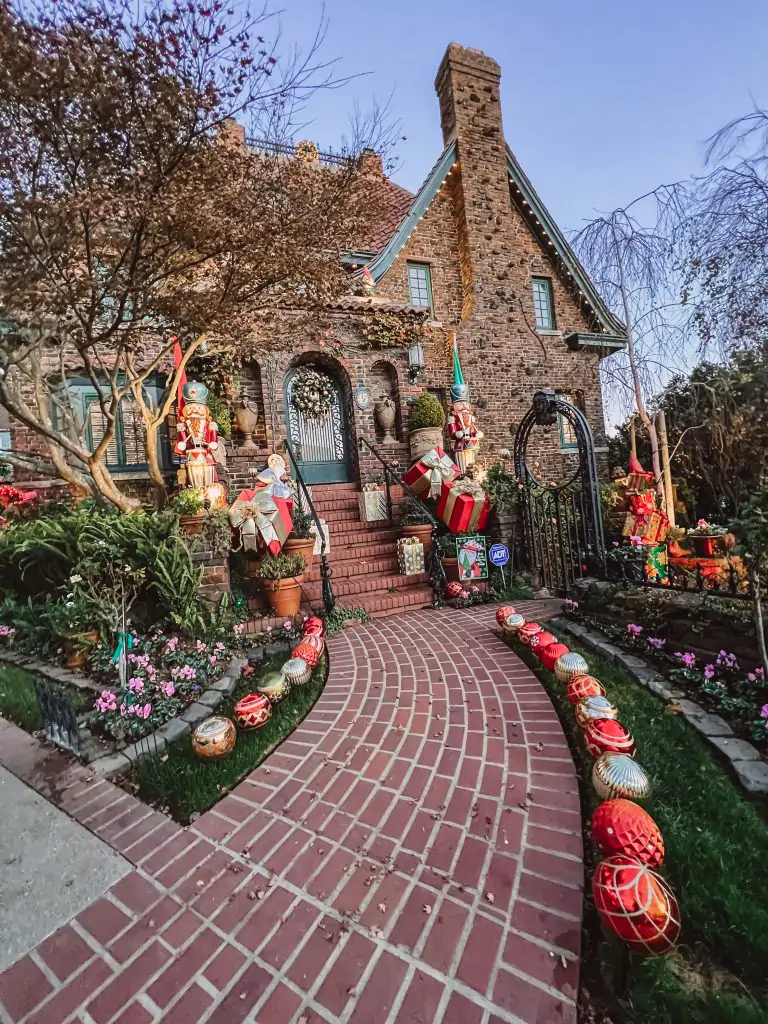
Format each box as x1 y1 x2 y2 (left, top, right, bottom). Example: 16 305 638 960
359 147 384 177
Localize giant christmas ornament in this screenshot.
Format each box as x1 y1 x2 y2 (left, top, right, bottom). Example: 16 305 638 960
592 854 681 956
575 695 619 729
530 630 557 656
175 381 221 494
592 800 665 868
192 716 236 759
496 605 516 627
299 632 324 658
292 640 321 668
585 718 636 758
555 651 589 684
234 693 272 731
446 339 483 473
282 657 312 687
446 580 463 599
567 674 605 704
258 670 291 704
502 612 526 635
303 616 325 638
540 642 570 672
593 753 651 801
518 622 542 647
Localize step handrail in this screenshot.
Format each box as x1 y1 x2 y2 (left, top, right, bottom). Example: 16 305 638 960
358 436 447 605
282 439 335 615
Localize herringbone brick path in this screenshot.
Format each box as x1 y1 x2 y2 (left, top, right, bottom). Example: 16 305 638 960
0 600 583 1024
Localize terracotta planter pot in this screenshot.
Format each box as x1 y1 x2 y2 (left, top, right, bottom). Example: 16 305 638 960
401 522 433 555
690 535 726 558
62 629 99 670
283 535 315 565
261 575 304 617
179 512 205 537
409 426 444 460
441 556 460 583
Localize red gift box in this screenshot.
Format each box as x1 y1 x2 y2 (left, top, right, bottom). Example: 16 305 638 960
403 447 459 499
436 479 490 534
228 488 293 555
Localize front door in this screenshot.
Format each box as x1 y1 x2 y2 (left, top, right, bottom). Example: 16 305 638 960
285 367 352 484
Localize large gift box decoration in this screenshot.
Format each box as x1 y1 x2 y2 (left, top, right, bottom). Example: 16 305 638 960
358 484 388 523
229 488 292 555
622 510 669 545
436 479 490 534
397 536 425 576
403 447 459 499
645 544 669 584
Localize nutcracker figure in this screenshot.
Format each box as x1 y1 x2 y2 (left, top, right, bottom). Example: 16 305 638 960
175 381 220 491
446 339 483 473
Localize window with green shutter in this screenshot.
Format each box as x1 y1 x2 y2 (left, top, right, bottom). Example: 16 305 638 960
532 277 556 330
407 263 433 309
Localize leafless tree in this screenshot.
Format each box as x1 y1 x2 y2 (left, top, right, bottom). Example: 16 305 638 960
0 0 392 508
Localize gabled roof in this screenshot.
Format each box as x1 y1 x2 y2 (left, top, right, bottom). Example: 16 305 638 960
361 140 626 344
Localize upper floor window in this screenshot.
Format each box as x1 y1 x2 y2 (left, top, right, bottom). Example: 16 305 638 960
407 262 433 310
532 277 555 330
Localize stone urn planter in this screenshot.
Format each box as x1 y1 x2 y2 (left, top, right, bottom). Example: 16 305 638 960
233 400 259 446
374 395 397 444
409 426 444 461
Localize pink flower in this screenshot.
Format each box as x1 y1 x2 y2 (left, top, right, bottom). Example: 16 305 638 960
0 625 15 638
761 704 768 720
611 541 619 547
161 681 175 697
127 677 144 692
629 534 643 548
748 673 757 682
283 621 292 630
215 641 225 651
195 640 207 652
697 519 709 529
139 703 152 719
757 668 765 677
164 636 179 652
704 664 715 680
675 651 696 669
460 589 469 599
471 586 479 593
627 623 643 636
119 703 127 716
648 637 666 649
209 655 217 665
232 623 245 635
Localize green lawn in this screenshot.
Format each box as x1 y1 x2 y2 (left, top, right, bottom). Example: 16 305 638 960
510 636 768 1024
0 665 43 730
134 655 327 823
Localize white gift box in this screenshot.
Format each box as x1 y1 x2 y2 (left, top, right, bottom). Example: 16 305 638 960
358 486 388 523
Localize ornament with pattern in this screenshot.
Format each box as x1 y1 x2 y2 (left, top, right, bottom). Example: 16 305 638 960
593 753 651 801
502 612 526 635
234 693 272 730
585 718 636 758
554 651 589 683
191 716 237 759
592 800 664 867
530 630 557 656
303 616 325 637
258 670 291 704
592 854 680 955
446 581 463 599
495 605 516 627
566 674 605 704
282 657 312 686
540 642 570 672
575 695 619 729
518 622 542 647
292 640 321 667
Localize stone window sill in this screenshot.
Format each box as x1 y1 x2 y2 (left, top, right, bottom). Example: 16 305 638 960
536 329 562 337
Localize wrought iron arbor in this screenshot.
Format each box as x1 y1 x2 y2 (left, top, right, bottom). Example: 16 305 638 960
514 390 606 594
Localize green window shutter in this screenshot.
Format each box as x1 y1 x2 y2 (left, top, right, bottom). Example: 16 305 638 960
84 395 122 466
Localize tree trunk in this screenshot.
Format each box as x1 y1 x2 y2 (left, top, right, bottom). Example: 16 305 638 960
144 423 168 509
88 458 140 511
754 568 768 678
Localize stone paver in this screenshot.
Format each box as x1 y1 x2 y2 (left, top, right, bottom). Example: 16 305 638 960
0 600 582 1024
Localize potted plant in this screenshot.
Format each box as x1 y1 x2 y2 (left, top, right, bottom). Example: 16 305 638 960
435 532 461 582
399 497 434 553
283 506 316 565
256 552 307 617
46 594 100 670
687 519 728 558
170 487 206 535
408 392 446 460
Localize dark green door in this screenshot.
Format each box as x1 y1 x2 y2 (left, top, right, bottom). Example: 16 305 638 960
285 368 352 484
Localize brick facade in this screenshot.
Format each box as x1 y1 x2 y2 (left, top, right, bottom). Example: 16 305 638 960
8 43 618 496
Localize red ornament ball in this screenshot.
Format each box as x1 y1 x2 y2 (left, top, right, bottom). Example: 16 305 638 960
530 630 557 657
592 854 680 956
567 674 605 704
540 642 570 673
584 718 636 758
292 641 321 667
303 616 325 637
234 692 272 731
495 604 516 626
445 581 463 599
592 800 664 868
518 622 542 647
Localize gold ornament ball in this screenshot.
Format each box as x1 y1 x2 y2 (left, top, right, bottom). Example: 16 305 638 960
575 695 620 729
192 716 237 760
258 670 291 704
554 651 590 684
593 753 651 801
503 613 526 635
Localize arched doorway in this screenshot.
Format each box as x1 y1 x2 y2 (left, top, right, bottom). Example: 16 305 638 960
284 361 353 484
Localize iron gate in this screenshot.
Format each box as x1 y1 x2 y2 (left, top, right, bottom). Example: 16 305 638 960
284 367 351 485
514 390 606 594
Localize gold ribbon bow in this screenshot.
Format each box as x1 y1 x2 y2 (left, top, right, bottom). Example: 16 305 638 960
422 449 457 499
229 492 279 552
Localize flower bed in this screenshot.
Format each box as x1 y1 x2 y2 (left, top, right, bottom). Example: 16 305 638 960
563 600 768 749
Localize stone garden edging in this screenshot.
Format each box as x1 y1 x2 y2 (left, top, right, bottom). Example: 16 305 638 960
551 616 768 796
0 647 247 778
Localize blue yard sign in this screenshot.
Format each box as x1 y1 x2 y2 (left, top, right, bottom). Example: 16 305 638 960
489 543 509 567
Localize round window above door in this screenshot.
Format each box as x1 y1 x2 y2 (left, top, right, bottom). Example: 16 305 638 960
285 366 352 484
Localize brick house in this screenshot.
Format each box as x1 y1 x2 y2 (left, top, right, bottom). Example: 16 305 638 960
7 42 625 617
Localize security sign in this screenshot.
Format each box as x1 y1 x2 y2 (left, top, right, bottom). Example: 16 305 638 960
489 543 510 567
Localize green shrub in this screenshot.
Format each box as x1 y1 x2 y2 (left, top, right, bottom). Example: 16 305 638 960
409 392 445 430
399 496 432 526
255 552 307 579
289 506 315 539
168 487 205 515
484 462 519 514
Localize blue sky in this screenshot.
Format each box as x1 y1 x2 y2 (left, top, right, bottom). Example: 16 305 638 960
281 0 767 235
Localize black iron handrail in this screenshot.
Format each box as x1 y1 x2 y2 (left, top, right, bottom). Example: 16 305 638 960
282 439 335 615
358 437 447 605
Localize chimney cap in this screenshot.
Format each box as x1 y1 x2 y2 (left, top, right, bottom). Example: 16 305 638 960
436 42 501 88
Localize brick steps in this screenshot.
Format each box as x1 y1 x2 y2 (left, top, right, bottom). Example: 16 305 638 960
305 555 400 582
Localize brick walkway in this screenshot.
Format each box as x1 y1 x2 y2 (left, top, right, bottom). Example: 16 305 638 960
0 600 583 1024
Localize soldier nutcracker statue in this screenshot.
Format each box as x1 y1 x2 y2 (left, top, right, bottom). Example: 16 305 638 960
446 340 483 474
175 381 220 492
